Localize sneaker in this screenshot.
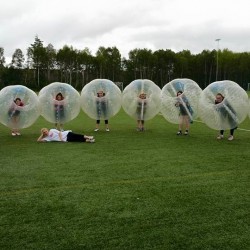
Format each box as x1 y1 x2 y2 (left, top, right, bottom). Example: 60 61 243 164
89 139 95 143
184 130 189 135
15 132 21 136
94 128 99 132
228 135 234 141
106 128 110 132
217 134 224 140
176 131 182 135
11 132 16 136
88 136 94 140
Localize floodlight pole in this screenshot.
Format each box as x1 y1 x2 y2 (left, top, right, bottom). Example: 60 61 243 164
215 38 221 81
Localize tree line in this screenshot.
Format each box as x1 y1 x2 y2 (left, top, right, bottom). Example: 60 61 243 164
1 35 250 91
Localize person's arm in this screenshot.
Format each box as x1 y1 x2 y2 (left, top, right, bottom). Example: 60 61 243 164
58 131 66 142
37 134 46 142
58 131 63 141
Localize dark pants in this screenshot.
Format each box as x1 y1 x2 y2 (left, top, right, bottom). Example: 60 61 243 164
220 127 237 136
96 120 108 124
66 132 86 142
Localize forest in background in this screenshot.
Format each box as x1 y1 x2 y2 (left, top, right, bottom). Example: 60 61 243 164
1 36 250 90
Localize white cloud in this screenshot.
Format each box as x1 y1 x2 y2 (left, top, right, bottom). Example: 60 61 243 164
1 0 250 63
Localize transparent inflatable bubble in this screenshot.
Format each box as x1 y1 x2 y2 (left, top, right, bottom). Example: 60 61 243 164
38 82 80 124
122 79 161 120
0 85 40 129
249 98 250 119
198 80 248 130
80 79 122 120
161 79 202 124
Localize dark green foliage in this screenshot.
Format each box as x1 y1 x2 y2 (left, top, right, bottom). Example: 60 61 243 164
2 36 250 90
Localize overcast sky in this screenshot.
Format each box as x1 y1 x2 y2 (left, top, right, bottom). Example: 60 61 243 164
1 0 250 63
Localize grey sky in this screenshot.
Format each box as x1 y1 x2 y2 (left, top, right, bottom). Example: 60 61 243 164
1 0 250 63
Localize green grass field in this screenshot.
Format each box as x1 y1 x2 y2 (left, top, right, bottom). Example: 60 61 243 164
0 110 250 250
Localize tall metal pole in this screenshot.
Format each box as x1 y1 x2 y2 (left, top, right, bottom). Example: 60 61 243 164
215 38 221 81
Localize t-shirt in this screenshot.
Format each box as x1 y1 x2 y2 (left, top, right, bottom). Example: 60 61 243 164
43 129 70 142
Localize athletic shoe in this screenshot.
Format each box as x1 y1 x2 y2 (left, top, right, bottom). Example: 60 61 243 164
176 131 182 135
217 134 224 139
15 132 21 136
94 128 99 132
89 139 95 143
11 132 16 136
184 130 189 135
106 128 110 132
228 135 234 141
88 136 94 140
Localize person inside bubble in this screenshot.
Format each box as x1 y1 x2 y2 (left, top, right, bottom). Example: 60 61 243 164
54 92 65 131
136 92 147 131
215 93 237 141
94 90 110 132
8 97 24 136
175 91 193 135
37 128 95 143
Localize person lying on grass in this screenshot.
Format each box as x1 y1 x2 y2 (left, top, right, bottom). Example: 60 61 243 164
37 128 95 143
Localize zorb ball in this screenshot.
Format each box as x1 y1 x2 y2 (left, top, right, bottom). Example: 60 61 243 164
198 80 248 130
38 82 80 124
0 85 40 129
122 79 161 120
161 78 202 124
80 79 122 120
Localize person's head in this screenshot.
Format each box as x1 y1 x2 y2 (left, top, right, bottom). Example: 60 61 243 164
14 98 21 105
41 128 49 137
215 93 224 103
176 91 183 96
97 90 105 97
56 93 64 100
139 93 146 99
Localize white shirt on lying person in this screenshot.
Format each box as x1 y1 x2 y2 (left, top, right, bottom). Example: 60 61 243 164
42 129 71 142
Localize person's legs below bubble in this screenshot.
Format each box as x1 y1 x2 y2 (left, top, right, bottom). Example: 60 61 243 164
105 120 109 131
228 128 236 141
140 120 145 131
217 130 224 139
95 120 100 131
177 116 183 135
184 115 190 135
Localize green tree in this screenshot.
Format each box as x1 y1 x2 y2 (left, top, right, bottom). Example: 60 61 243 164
57 45 77 86
27 35 47 87
77 48 94 87
45 43 57 83
0 47 6 87
0 47 5 67
95 46 122 81
11 48 25 69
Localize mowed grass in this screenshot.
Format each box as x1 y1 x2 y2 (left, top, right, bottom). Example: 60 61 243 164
0 110 250 250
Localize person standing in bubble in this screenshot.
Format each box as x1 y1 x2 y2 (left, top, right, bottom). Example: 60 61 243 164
94 90 110 132
8 97 24 136
136 92 147 132
215 93 237 141
54 93 65 131
175 91 193 135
